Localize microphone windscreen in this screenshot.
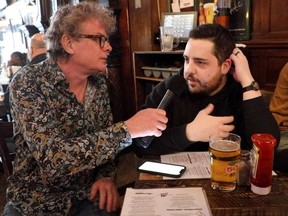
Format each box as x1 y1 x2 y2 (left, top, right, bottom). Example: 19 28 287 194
166 74 188 95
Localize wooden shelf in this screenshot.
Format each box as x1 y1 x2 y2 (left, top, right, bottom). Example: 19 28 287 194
133 51 184 111
135 76 164 82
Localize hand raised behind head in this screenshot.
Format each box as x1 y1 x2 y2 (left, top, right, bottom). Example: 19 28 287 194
229 48 254 86
186 104 234 142
124 108 168 138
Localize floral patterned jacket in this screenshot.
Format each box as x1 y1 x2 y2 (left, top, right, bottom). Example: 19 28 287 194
6 59 132 215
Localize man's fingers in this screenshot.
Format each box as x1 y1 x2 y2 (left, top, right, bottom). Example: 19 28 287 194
90 182 98 200
98 187 107 210
204 103 214 115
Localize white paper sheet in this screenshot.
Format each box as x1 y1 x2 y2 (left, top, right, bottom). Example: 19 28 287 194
180 0 194 9
160 151 277 179
171 2 180 12
160 151 211 179
120 187 212 216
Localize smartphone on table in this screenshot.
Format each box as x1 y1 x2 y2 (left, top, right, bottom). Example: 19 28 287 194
138 161 186 178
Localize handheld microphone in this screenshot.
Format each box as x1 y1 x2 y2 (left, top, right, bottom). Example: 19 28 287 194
136 74 187 148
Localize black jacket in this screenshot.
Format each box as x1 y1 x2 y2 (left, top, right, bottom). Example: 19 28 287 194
28 53 47 65
134 71 280 155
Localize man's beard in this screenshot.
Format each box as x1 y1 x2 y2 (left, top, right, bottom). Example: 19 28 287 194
187 72 224 95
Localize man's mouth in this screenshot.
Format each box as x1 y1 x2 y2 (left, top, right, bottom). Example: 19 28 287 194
187 77 199 87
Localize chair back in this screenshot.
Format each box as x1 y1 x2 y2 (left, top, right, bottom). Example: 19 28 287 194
0 121 14 177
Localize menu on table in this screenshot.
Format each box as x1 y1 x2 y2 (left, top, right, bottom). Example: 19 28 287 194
120 187 212 216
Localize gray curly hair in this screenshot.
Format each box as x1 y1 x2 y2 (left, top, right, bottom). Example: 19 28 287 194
45 2 116 61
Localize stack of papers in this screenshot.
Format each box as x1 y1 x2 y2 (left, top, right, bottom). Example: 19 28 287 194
160 152 211 179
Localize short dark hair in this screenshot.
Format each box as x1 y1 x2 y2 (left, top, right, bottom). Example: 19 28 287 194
11 51 26 66
189 24 235 64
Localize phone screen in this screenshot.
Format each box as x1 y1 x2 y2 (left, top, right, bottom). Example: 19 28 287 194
138 161 186 178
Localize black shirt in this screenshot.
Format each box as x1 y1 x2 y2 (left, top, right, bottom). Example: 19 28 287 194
29 53 47 65
134 71 280 155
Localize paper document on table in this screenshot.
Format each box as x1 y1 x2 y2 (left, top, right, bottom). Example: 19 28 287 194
120 187 212 216
161 151 211 179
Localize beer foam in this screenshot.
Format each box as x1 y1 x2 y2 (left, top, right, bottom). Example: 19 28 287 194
210 140 240 152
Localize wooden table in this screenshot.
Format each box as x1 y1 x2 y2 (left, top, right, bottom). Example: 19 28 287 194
126 153 288 216
134 173 288 216
117 152 288 215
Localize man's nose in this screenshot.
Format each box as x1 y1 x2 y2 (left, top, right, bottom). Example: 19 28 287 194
186 61 196 74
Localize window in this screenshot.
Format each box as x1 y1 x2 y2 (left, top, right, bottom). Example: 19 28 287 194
0 0 40 66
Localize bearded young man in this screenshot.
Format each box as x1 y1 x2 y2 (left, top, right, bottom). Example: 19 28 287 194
135 24 280 155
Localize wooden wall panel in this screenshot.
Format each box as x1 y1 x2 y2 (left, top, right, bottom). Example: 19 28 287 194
119 0 168 118
245 48 288 91
118 0 135 119
270 0 288 33
128 0 168 52
252 0 288 39
128 1 151 51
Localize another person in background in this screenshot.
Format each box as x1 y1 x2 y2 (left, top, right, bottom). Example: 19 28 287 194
7 51 26 77
3 33 47 119
2 51 27 121
135 24 280 155
270 63 288 131
3 2 167 216
7 51 26 67
27 32 47 64
270 63 288 172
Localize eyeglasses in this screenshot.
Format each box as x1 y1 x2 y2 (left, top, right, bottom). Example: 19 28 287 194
73 34 110 48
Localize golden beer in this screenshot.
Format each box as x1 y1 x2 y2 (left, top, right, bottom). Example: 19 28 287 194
209 135 241 191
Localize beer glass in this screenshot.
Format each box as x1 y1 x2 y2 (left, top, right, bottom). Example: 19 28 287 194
204 3 215 24
159 26 179 51
209 133 241 191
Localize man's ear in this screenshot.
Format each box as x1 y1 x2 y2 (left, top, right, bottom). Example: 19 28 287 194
30 46 34 54
221 58 232 75
60 34 75 55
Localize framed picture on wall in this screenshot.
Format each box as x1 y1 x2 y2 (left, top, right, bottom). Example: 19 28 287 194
229 0 251 40
167 0 199 12
162 11 198 42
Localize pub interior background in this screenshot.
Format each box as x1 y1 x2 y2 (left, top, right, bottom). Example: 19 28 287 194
0 0 288 121
1 0 288 213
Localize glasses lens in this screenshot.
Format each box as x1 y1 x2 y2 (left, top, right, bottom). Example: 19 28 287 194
75 34 109 48
100 36 108 48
